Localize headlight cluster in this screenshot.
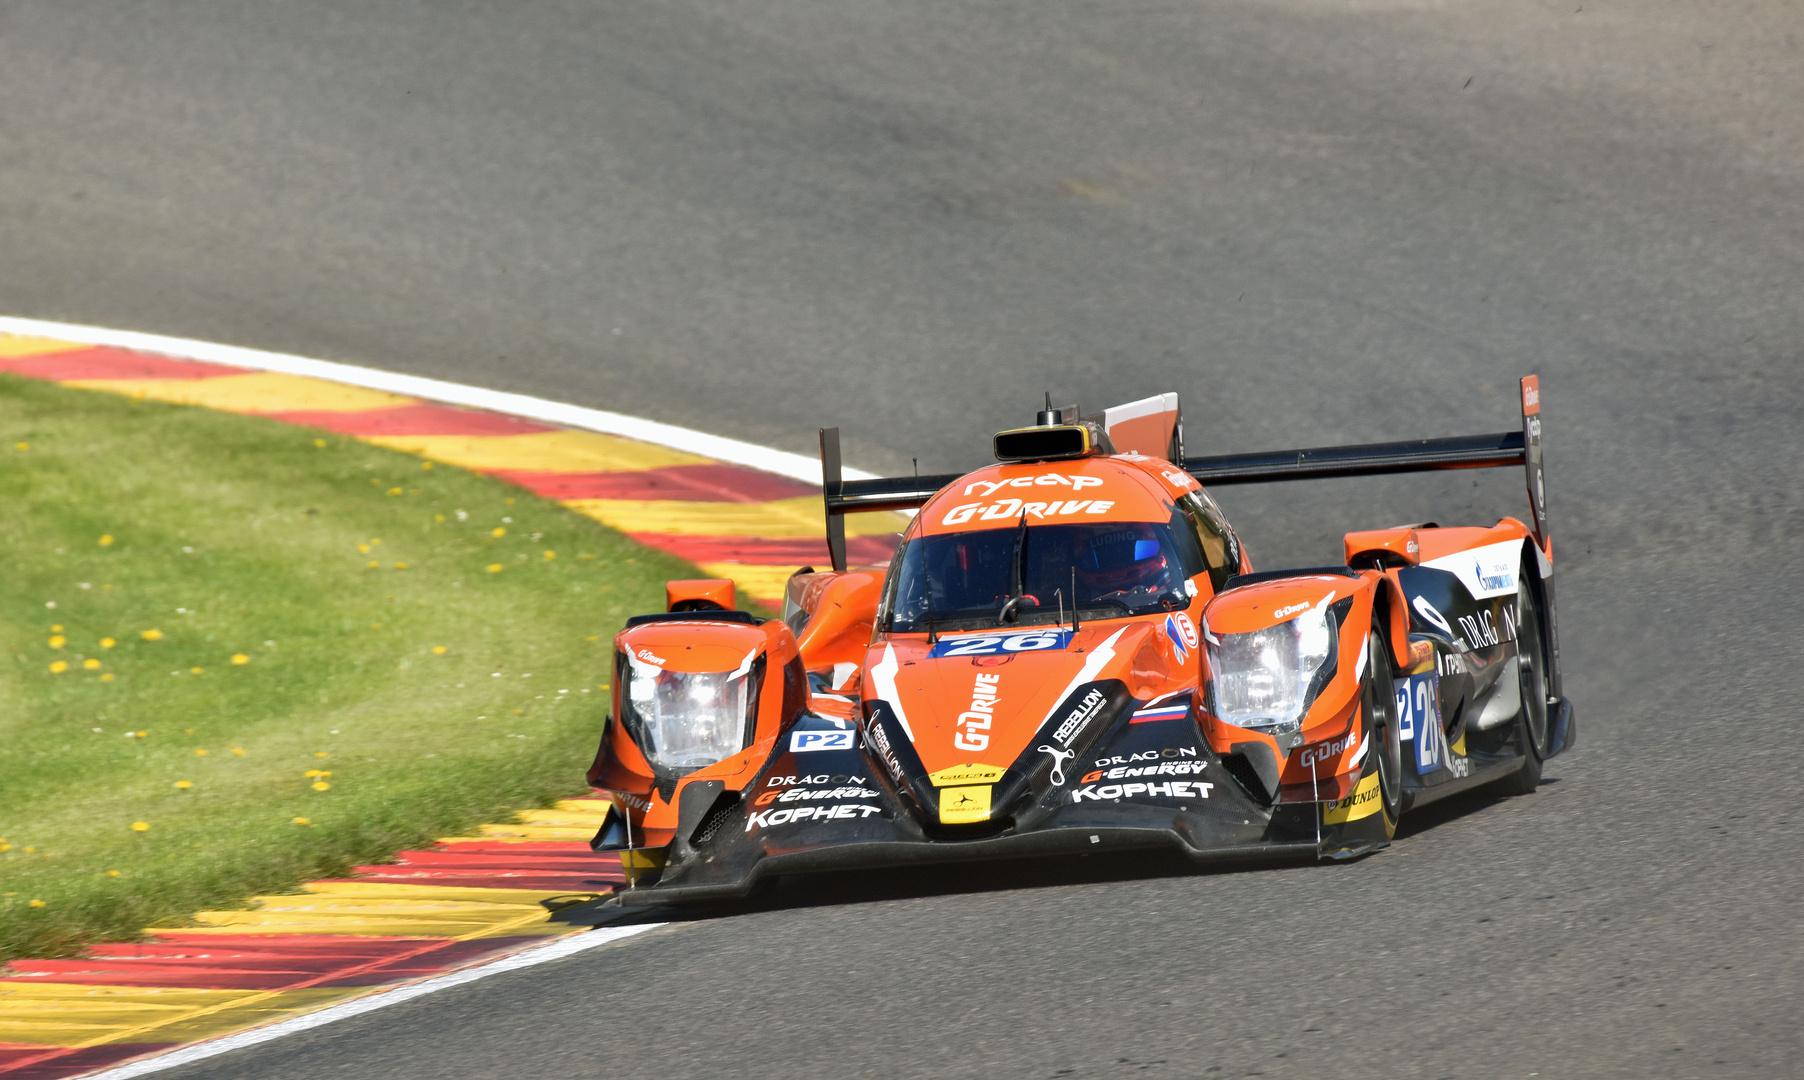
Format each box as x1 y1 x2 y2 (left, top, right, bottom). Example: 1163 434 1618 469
622 654 761 773
1206 603 1337 737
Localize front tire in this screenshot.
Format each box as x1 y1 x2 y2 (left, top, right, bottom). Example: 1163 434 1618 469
1363 622 1403 837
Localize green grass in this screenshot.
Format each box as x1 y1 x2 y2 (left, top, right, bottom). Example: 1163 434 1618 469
0 373 698 963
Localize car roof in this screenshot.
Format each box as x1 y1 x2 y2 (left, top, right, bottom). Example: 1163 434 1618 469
914 454 1198 537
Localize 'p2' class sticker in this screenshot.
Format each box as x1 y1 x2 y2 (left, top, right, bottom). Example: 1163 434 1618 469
929 630 1072 658
790 729 855 753
1394 671 1443 775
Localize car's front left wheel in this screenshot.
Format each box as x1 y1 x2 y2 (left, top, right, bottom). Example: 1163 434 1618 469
1363 619 1403 838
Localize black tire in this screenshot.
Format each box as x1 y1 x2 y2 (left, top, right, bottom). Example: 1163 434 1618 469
1362 621 1403 836
1517 568 1552 756
1493 568 1547 796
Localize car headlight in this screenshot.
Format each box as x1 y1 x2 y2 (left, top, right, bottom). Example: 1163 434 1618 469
1206 603 1338 737
622 652 761 773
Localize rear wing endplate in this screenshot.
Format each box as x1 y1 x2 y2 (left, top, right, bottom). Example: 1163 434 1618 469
818 377 1548 572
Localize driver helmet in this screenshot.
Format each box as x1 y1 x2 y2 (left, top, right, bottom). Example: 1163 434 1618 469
1075 524 1169 594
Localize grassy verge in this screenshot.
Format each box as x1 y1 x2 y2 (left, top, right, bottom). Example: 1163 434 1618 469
0 373 698 963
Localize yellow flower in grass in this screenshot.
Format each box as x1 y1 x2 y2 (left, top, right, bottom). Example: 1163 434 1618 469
358 543 370 553
231 653 250 665
14 442 27 451
231 747 244 755
48 660 68 674
421 461 433 470
367 560 380 569
141 629 163 641
543 550 556 560
130 821 150 832
101 637 116 649
486 563 504 574
106 870 121 877
99 673 115 682
48 635 65 648
189 666 205 675
83 658 101 670
312 781 331 791
432 645 448 655
195 749 208 756
314 751 329 758
0 844 10 852
387 487 402 496
174 780 192 789
292 817 312 826
314 438 326 448
394 562 408 570
491 527 506 538
303 769 326 778
28 899 44 908
99 534 114 547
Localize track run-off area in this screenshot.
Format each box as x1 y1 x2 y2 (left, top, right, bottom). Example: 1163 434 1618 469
0 323 907 1078
2 2 1801 1077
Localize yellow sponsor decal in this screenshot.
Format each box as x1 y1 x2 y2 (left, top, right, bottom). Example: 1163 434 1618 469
1451 732 1467 757
929 763 1007 788
938 785 992 825
1322 772 1383 825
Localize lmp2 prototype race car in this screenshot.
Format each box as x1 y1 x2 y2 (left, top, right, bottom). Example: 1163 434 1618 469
586 379 1575 904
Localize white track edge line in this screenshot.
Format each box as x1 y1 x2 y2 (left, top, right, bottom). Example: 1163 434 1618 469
77 923 667 1080
0 316 875 485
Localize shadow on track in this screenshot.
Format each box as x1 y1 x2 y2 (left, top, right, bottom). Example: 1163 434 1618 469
548 780 1558 928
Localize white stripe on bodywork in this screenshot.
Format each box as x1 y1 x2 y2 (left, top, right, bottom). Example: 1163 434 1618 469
867 644 914 739
1038 628 1128 727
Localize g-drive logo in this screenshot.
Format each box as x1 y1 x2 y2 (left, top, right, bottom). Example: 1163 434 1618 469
790 729 855 753
957 674 1000 752
941 475 1117 526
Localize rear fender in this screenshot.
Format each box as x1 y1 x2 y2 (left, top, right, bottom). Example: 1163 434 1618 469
784 569 884 685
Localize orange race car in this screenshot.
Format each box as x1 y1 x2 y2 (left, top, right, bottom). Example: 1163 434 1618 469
586 379 1575 904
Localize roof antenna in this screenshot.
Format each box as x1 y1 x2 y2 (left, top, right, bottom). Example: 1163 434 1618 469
912 457 918 477
1036 391 1058 426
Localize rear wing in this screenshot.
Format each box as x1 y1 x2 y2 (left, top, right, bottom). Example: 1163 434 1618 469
818 376 1548 573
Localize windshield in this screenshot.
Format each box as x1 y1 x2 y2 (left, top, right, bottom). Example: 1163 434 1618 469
883 514 1204 633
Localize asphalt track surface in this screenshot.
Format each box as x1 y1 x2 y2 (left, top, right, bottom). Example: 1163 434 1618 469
4 3 1801 1077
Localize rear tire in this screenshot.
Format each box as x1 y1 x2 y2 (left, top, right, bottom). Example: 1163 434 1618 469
1493 568 1547 796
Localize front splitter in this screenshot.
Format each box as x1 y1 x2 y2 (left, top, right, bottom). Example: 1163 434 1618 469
616 825 1323 906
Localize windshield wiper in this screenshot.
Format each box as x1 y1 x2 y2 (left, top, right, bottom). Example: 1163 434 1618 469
1002 511 1030 623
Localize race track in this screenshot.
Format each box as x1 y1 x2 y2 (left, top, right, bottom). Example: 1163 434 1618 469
4 1 1802 1076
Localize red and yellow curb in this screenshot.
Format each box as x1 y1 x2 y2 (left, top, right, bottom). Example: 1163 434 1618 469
0 330 903 1077
0 332 903 602
0 799 615 1078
